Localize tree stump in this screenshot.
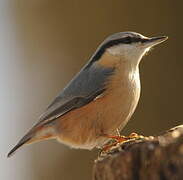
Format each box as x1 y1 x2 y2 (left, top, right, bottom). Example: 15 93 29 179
93 125 183 180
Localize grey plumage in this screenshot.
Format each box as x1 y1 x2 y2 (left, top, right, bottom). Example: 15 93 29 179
38 63 114 124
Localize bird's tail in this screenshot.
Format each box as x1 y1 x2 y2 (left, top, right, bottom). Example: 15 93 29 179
7 124 56 158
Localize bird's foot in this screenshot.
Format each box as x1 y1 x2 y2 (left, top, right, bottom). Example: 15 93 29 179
127 132 144 139
101 132 144 152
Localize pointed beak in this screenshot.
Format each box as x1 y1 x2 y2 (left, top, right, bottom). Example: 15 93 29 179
142 36 168 47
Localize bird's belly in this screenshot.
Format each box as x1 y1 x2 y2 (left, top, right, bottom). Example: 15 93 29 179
56 71 141 149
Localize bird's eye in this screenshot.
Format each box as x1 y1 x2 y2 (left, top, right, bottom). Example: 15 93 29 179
123 36 132 44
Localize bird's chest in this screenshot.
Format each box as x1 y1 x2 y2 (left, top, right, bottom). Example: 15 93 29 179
106 65 140 105
97 66 141 132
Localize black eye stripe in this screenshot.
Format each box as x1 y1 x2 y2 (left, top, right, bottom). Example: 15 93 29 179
107 36 142 45
122 36 142 43
122 36 132 43
85 36 144 69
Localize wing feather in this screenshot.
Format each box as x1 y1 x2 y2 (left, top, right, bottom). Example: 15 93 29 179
38 63 114 125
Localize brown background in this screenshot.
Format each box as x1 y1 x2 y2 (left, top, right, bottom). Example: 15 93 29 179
1 0 182 180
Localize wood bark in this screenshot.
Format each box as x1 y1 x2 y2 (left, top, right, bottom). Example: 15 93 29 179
93 125 183 180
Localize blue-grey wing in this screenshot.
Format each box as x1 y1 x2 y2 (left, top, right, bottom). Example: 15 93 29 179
38 63 114 125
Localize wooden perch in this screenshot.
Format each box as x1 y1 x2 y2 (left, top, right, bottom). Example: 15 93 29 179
93 125 183 180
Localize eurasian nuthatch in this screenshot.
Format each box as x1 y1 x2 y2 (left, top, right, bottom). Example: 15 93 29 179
8 32 168 157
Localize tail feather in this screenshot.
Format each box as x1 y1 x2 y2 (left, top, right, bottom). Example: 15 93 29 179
7 131 33 158
7 124 56 158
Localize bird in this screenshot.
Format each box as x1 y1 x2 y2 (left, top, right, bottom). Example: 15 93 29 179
7 32 168 157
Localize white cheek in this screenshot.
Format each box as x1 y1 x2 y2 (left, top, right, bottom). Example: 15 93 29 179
107 44 149 63
107 44 129 56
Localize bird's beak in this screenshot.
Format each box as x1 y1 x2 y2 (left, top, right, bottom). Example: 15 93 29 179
142 36 168 47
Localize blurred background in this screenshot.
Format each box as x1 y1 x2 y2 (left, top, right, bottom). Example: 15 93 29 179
0 0 182 180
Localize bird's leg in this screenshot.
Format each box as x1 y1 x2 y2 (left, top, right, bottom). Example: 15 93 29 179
101 132 128 152
101 141 118 152
101 131 144 152
104 131 144 141
103 134 128 142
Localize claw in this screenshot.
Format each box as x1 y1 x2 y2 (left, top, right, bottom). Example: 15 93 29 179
128 132 144 139
101 132 144 152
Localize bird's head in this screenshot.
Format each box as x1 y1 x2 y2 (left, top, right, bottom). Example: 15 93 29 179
96 32 168 65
